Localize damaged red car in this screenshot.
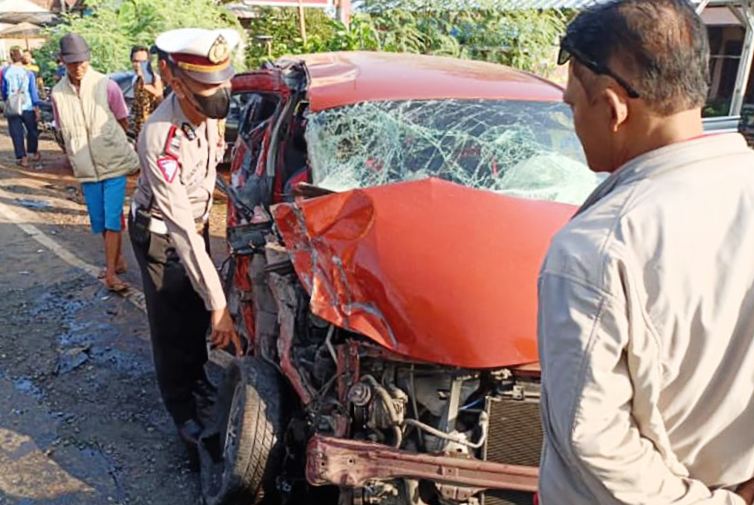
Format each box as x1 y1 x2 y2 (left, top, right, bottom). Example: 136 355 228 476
199 52 600 505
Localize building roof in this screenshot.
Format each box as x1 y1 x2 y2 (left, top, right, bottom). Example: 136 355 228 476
0 0 46 12
487 0 725 8
0 0 54 24
295 51 564 112
353 0 607 10
354 0 717 10
495 0 602 7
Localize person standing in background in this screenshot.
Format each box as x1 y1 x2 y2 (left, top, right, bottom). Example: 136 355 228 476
130 45 163 140
52 33 139 292
22 49 45 100
21 49 39 74
3 47 41 168
54 56 66 83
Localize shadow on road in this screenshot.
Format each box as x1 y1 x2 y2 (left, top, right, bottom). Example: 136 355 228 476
0 222 202 505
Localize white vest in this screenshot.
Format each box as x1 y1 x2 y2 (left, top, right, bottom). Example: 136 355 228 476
52 69 138 183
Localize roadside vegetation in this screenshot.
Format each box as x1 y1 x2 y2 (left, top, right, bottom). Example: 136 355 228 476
247 5 567 76
34 0 567 83
35 0 243 83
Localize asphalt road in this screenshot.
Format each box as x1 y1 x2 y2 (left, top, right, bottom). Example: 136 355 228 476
0 127 228 504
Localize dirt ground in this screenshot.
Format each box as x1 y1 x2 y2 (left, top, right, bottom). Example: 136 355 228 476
0 125 229 504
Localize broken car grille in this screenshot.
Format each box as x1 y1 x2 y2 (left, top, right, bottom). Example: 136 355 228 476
485 397 542 467
483 391 542 505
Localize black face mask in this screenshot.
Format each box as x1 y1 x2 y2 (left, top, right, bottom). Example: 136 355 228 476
191 86 230 119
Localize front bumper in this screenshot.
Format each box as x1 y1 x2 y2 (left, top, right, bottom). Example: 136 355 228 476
306 434 538 500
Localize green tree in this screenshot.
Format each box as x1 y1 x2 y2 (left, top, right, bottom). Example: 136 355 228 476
245 5 565 77
37 0 243 84
246 7 376 68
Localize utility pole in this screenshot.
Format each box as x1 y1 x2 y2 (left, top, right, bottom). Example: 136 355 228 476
336 0 351 26
297 0 307 45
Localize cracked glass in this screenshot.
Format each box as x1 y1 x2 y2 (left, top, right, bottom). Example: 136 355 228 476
305 99 602 205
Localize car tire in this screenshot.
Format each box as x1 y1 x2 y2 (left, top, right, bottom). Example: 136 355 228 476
199 357 286 505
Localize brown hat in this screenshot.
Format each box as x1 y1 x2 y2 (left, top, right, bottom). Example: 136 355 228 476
59 33 90 64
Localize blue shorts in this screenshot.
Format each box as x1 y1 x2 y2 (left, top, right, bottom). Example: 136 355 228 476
81 176 127 234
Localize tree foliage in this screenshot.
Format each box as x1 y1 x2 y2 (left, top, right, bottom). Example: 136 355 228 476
38 0 566 84
246 5 566 77
36 0 242 84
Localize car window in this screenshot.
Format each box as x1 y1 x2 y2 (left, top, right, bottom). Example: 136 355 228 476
238 93 279 140
305 99 602 205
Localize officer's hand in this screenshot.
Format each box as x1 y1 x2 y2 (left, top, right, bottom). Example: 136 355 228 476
210 308 243 356
736 477 754 504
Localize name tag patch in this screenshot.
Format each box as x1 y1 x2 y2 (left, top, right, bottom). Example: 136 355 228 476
157 157 179 183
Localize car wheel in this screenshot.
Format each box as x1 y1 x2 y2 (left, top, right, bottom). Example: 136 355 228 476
199 357 286 505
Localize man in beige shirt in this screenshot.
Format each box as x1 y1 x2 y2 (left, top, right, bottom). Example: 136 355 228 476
538 1 754 503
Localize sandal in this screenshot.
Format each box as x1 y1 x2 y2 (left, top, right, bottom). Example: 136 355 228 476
16 158 28 168
98 265 127 279
106 280 129 293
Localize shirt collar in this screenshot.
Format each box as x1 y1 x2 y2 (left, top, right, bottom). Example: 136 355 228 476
576 133 749 216
170 93 195 128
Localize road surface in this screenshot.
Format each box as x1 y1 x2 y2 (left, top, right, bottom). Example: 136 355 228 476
0 127 228 504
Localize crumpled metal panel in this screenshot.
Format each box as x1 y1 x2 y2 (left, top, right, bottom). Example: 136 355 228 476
272 177 575 369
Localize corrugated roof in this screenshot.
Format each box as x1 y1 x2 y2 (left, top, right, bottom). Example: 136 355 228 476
356 0 711 12
496 0 605 7
496 0 708 8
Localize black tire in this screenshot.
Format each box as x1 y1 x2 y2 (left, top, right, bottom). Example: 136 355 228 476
199 357 287 505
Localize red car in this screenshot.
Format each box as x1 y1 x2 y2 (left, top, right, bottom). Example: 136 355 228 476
199 52 600 505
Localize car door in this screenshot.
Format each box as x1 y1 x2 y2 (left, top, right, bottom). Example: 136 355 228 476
223 64 308 352
226 63 308 228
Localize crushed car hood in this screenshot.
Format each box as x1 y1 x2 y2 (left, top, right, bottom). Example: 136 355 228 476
272 178 575 369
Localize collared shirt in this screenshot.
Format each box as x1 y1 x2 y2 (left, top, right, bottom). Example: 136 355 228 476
538 133 754 505
132 93 226 310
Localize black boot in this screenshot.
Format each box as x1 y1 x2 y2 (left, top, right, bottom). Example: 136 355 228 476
193 377 218 429
177 418 203 472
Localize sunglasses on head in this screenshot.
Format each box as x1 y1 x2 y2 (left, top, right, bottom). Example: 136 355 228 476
558 37 641 99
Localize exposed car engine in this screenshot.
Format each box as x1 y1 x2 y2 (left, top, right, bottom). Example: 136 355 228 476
235 234 542 505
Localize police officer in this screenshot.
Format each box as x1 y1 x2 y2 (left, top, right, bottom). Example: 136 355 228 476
128 28 242 460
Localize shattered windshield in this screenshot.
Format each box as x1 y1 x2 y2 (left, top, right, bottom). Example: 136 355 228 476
305 99 601 205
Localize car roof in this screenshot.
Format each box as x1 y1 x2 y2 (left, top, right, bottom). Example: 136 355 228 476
291 51 565 112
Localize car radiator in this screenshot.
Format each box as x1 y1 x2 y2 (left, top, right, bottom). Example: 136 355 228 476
482 386 542 505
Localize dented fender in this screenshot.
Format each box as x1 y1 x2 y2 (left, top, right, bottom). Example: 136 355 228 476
272 177 575 369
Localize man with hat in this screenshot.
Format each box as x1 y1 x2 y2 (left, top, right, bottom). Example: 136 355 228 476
52 33 137 292
129 28 242 462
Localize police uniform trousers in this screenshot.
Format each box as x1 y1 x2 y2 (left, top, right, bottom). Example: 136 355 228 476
129 214 214 427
